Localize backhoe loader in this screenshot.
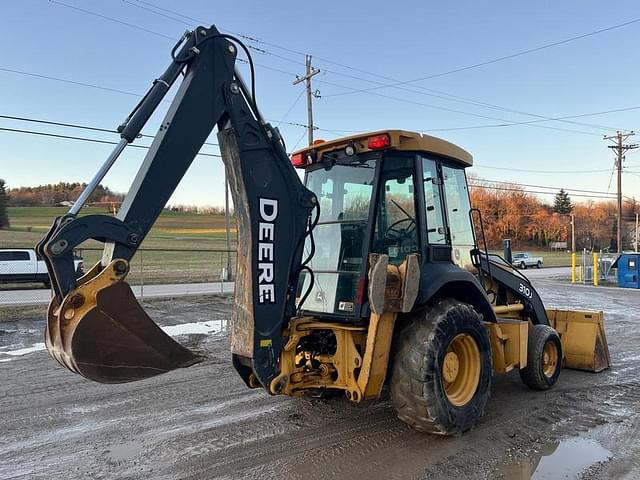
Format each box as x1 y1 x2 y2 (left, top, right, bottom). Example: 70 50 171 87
37 25 610 435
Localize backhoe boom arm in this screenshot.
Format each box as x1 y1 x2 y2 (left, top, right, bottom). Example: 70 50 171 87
38 25 316 387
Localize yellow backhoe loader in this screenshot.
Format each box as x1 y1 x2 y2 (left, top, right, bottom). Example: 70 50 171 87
37 25 610 435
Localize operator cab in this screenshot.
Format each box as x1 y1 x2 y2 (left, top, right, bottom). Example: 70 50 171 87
291 130 476 318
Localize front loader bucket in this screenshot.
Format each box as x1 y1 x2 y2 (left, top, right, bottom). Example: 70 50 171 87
547 309 611 373
45 259 201 383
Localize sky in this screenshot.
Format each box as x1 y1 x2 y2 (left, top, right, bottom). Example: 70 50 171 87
1 0 639 207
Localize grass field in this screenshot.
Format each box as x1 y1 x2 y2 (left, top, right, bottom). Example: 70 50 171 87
1 207 238 286
1 207 572 288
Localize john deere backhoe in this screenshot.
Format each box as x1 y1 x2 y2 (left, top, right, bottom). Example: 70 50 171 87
38 25 610 435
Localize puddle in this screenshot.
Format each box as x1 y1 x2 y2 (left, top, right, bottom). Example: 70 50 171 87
161 319 226 336
106 441 144 461
0 342 45 357
498 437 611 479
0 320 226 361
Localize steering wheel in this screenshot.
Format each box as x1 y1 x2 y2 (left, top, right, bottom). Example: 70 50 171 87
385 217 416 242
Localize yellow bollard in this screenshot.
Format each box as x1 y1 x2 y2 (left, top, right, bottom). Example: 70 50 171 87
579 264 583 283
571 252 577 283
593 252 599 286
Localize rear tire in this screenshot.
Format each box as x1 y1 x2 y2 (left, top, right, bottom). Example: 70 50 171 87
390 299 492 435
520 325 562 390
536 261 542 269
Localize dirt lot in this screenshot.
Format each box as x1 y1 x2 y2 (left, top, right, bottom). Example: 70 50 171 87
1 280 640 480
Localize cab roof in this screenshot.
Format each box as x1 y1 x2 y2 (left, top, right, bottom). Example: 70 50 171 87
290 129 473 167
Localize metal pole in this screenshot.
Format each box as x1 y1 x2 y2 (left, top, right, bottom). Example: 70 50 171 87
605 131 637 253
570 214 575 253
293 55 320 146
570 214 576 283
305 56 314 146
69 138 128 215
636 212 640 253
617 134 623 254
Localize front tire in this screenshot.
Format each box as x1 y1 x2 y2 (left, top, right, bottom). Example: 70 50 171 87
390 299 492 435
520 325 562 390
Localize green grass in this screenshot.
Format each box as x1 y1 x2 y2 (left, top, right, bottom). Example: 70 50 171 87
1 207 237 285
1 207 573 287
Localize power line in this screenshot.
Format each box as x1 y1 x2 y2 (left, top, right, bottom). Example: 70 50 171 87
325 17 640 96
472 165 614 174
0 114 221 146
0 66 142 98
133 1 635 137
46 1 635 137
4 112 638 188
0 67 312 130
1 115 632 195
320 67 629 132
0 126 221 157
3 120 637 203
274 89 305 127
475 179 619 197
317 79 605 137
5 62 607 139
49 0 175 40
468 183 621 199
418 106 640 133
130 1 627 132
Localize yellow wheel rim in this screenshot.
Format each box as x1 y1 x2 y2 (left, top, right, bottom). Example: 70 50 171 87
442 333 481 407
542 341 559 378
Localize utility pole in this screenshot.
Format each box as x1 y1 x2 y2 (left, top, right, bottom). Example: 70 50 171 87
604 131 637 253
293 55 320 146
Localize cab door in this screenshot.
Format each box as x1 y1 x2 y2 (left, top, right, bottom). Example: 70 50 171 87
420 156 451 262
441 164 476 270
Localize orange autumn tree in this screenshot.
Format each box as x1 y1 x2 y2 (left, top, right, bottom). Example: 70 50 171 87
572 201 616 251
469 179 578 250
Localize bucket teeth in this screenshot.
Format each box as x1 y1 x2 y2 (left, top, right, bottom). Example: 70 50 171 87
44 259 202 383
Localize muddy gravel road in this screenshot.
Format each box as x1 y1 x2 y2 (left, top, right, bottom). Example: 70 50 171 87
1 280 640 480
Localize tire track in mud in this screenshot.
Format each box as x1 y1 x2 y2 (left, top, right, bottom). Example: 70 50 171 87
163 402 402 478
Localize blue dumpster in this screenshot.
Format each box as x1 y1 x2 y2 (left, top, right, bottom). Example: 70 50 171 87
613 253 640 289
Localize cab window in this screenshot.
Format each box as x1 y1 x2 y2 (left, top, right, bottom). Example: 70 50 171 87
373 156 419 264
421 157 447 245
442 165 475 247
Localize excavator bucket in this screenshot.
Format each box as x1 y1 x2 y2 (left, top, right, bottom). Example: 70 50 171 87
546 309 611 373
45 259 201 383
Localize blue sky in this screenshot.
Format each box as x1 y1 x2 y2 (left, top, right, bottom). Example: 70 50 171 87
1 0 639 206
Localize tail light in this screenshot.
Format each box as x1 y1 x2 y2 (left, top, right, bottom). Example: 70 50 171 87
367 134 391 150
291 153 306 168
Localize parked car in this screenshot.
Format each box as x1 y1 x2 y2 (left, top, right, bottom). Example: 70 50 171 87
0 248 84 288
512 252 543 269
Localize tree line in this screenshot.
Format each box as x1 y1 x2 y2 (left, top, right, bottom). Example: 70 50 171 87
5 182 124 207
470 181 639 251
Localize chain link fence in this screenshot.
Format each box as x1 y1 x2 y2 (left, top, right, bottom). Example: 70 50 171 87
0 248 236 309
